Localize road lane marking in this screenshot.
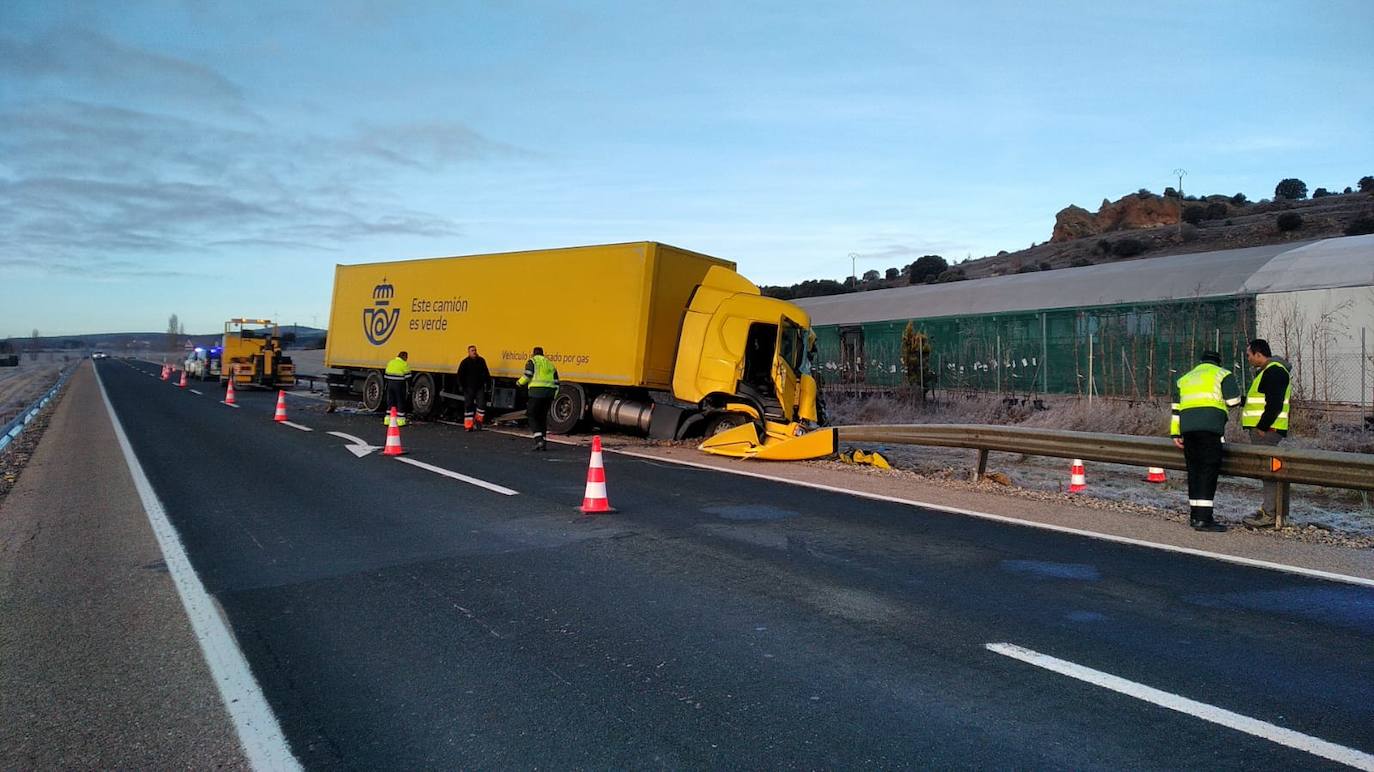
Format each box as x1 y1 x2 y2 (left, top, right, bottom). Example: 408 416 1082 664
609 449 1374 589
280 421 312 432
93 366 301 771
326 431 380 457
986 642 1374 770
189 389 203 395
222 402 240 408
394 456 518 496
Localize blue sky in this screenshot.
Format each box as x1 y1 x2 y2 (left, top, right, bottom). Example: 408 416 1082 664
3 0 1371 337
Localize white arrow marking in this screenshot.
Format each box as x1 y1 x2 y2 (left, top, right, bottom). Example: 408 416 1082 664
327 430 380 457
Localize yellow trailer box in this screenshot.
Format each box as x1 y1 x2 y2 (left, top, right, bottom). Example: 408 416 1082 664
324 242 824 446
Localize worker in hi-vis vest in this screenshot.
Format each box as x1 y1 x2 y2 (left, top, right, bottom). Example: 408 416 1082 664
383 350 411 426
516 346 559 451
1240 338 1292 528
1170 350 1241 532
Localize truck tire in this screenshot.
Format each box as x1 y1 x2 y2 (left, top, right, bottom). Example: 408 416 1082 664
704 412 752 437
362 371 384 412
547 383 586 435
410 372 438 420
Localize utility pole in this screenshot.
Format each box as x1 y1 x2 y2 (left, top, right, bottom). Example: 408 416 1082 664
849 253 859 287
1173 168 1187 197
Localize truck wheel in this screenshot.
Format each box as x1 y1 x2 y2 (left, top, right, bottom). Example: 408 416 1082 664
362 371 384 412
547 383 585 435
410 373 438 419
704 412 752 437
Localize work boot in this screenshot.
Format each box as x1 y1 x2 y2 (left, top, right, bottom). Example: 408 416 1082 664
1191 520 1227 532
533 439 547 452
1242 510 1276 528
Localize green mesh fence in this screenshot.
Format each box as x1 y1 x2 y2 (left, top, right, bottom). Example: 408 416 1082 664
814 297 1256 399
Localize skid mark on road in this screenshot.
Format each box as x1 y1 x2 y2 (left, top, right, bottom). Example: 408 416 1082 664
987 642 1374 770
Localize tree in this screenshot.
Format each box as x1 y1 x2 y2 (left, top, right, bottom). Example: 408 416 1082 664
1276 212 1304 232
166 314 179 352
907 255 948 284
1205 202 1229 219
884 267 899 281
1274 178 1308 200
900 321 936 403
1163 186 1180 198
1344 187 1354 194
1231 192 1249 206
862 269 880 283
1312 187 1331 198
1359 175 1374 193
30 329 40 360
1181 205 1207 225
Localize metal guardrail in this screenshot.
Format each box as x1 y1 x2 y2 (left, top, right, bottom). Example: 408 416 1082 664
0 367 74 454
835 424 1374 526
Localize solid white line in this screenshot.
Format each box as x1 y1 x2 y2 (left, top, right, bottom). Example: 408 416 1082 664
608 448 1374 589
393 456 518 496
93 365 300 770
279 421 312 432
986 642 1374 770
189 389 203 395
222 402 240 408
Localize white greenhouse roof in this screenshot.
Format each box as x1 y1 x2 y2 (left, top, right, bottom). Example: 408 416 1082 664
796 234 1374 327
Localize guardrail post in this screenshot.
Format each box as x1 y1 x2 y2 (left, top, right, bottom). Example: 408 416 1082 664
974 449 989 481
1274 481 1290 529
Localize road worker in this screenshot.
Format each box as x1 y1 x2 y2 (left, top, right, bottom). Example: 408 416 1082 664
457 344 491 431
516 346 559 451
1170 350 1241 532
383 350 411 426
1240 338 1292 528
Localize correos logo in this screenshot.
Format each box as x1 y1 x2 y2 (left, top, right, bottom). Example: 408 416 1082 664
364 279 401 345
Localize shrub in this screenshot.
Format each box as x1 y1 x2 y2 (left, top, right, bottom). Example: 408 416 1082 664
1137 188 1153 198
1276 212 1304 231
884 267 899 281
934 268 967 283
1205 202 1228 219
1180 223 1200 242
1231 193 1249 206
1344 187 1354 195
1016 264 1039 273
1096 239 1111 255
1112 238 1146 257
909 255 948 284
1345 216 1374 236
1038 261 1052 271
1275 178 1308 200
1070 257 1094 267
1163 186 1180 198
1359 176 1374 193
1313 187 1331 198
1225 219 1234 226
1182 205 1207 225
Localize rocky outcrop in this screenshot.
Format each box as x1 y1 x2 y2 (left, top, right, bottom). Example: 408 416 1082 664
1052 193 1182 242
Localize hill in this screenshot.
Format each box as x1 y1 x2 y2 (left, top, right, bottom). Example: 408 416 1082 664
763 182 1374 298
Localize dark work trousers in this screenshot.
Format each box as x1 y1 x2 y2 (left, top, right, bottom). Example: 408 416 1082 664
463 386 487 428
1182 430 1224 523
384 377 408 417
1246 428 1288 515
527 389 554 443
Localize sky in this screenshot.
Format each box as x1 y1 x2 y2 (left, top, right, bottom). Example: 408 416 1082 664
2 1 1371 338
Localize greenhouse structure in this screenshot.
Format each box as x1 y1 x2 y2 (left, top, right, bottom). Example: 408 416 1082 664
795 234 1374 405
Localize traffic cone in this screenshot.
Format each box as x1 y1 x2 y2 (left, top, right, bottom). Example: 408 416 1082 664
578 435 616 514
161 364 169 381
383 407 405 456
178 370 188 389
1068 459 1087 493
1146 467 1167 483
273 390 288 422
223 378 236 406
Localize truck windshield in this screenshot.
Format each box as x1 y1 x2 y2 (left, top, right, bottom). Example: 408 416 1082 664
779 320 806 374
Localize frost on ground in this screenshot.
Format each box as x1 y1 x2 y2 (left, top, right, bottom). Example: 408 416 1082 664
826 390 1374 545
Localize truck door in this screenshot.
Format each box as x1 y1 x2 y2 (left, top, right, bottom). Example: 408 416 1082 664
773 319 806 423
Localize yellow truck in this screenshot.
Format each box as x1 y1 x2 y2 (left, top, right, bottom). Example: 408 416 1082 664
323 242 834 459
218 318 296 388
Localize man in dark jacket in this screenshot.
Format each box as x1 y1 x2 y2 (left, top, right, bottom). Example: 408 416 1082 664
457 345 491 431
1241 338 1292 527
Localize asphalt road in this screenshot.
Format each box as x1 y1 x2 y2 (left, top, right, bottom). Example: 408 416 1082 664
95 359 1374 769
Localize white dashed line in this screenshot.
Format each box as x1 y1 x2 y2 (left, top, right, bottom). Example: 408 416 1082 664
189 389 203 395
393 456 518 495
279 421 312 432
986 642 1374 770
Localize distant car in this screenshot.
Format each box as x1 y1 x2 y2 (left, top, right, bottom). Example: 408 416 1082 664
91 351 108 359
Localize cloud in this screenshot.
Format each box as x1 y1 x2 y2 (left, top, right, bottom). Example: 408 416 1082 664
0 27 246 107
350 122 538 167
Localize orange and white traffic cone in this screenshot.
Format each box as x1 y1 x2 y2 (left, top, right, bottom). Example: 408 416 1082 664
178 370 188 388
1068 459 1087 493
223 378 237 406
383 407 405 456
273 390 288 422
161 364 169 381
1146 467 1167 483
578 435 616 514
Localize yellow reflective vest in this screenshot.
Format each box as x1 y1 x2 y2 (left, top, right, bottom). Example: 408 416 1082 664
1170 362 1240 436
517 355 558 391
1241 360 1290 431
384 356 411 380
